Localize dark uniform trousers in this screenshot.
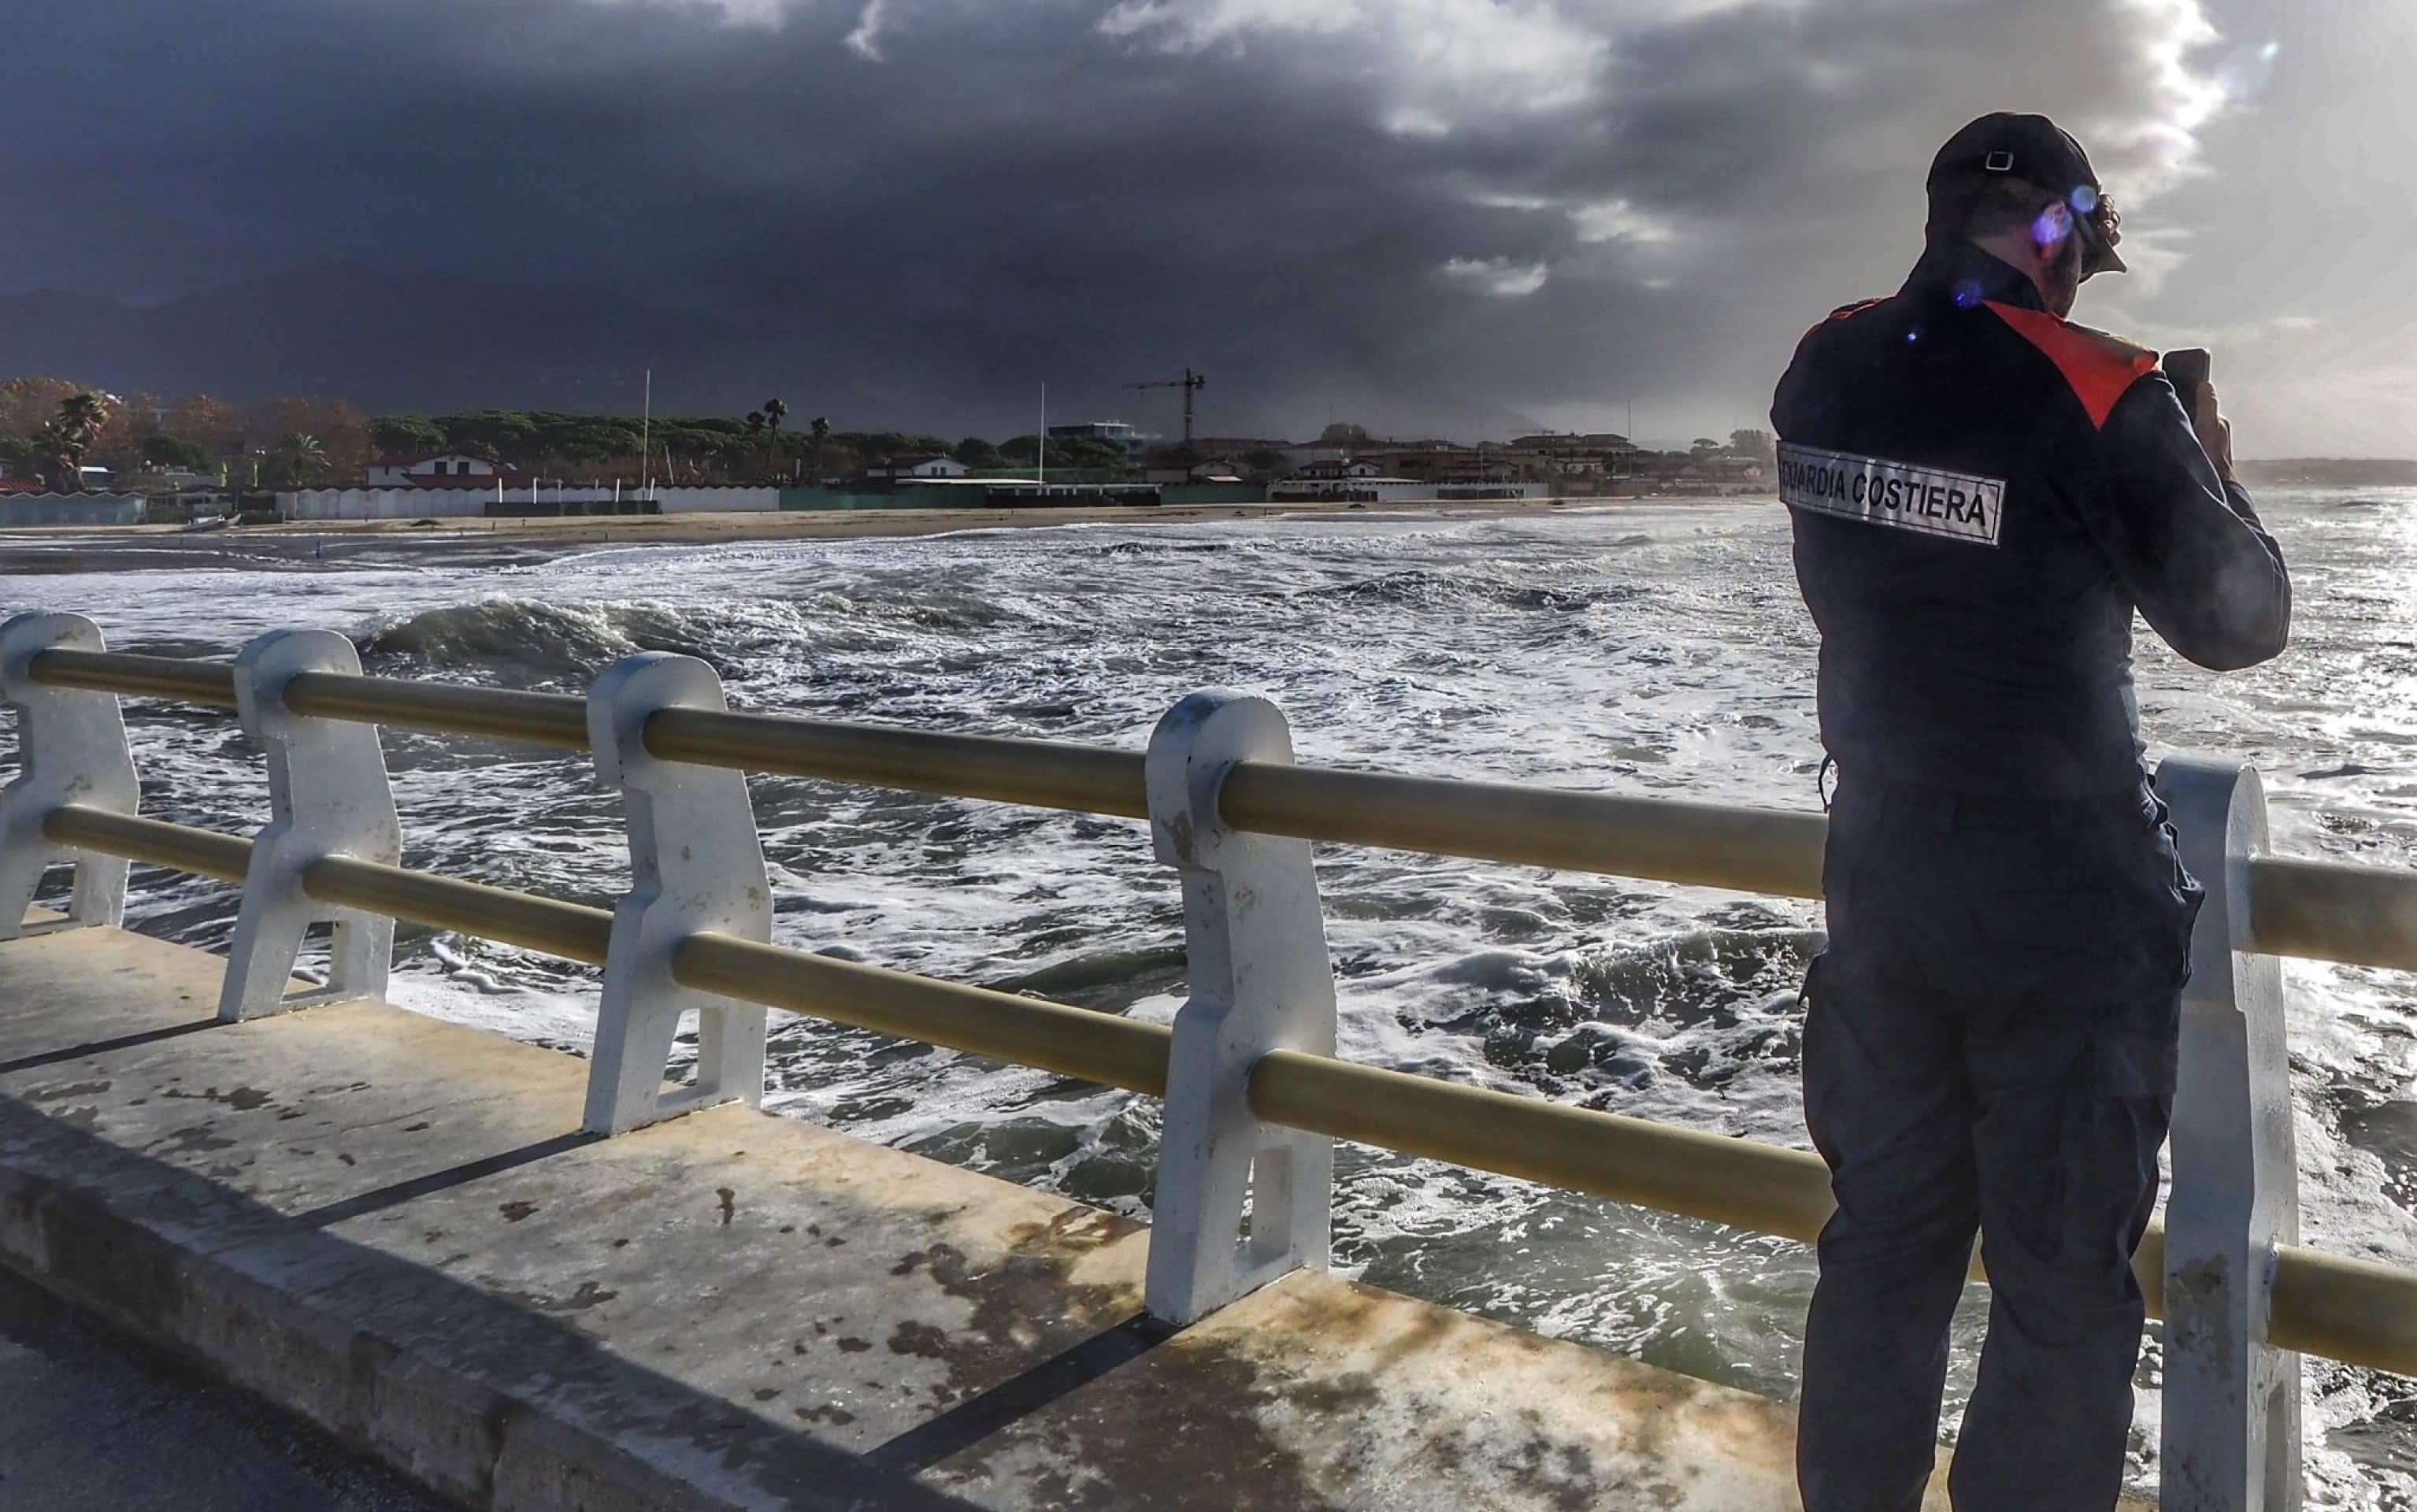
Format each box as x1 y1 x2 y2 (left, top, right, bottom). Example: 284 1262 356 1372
1797 773 2202 1512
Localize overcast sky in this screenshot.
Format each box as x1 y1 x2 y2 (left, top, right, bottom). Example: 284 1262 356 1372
5 0 2407 452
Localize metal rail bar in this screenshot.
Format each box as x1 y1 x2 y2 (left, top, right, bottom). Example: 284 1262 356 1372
671 932 1170 1095
30 803 2417 1377
305 855 613 965
1244 1050 2417 1373
42 806 251 882
2248 856 2417 974
1220 766 2417 972
1223 764 1831 899
39 806 612 962
1251 1045 1835 1239
2269 1243 2417 1377
287 673 589 751
22 650 2417 972
27 650 589 752
646 708 1150 818
28 650 239 709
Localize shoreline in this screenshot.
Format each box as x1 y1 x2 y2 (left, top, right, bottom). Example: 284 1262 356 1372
0 493 1765 560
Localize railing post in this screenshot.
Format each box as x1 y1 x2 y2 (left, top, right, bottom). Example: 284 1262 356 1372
584 653 772 1136
0 613 137 938
2155 755 2301 1511
221 629 402 1021
1144 690 1337 1325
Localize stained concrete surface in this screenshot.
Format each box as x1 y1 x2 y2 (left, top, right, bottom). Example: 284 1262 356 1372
0 925 2112 1510
0 1263 449 1510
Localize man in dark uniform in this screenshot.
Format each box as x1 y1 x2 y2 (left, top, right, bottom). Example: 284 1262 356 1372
1773 113 2291 1510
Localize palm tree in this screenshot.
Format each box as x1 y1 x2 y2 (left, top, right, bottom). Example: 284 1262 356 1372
742 411 766 480
59 391 107 434
754 398 788 480
276 432 328 487
809 415 830 482
35 391 110 492
34 425 83 495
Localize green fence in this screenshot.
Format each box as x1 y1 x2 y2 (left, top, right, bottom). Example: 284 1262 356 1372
776 488 957 512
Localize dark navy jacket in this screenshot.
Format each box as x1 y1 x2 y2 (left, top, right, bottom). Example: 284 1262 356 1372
1772 239 2291 798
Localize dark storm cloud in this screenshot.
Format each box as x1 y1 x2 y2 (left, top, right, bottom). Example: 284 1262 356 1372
2 0 2237 437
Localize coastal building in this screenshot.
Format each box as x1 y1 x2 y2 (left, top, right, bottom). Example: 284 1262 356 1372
1288 458 1386 483
1146 459 1247 485
1270 459 1422 503
133 466 225 494
1045 421 1157 459
1680 454 1767 491
1361 442 1522 486
367 452 516 487
1266 454 1537 504
1504 432 1639 480
1045 421 1136 446
868 454 971 481
1277 443 1351 471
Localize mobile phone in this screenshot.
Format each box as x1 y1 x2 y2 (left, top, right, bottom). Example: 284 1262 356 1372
2163 348 2212 421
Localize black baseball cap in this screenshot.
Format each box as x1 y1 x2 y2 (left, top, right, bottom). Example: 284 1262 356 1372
1926 112 2126 278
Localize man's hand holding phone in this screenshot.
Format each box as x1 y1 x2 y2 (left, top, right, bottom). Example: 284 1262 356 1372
2164 346 2234 482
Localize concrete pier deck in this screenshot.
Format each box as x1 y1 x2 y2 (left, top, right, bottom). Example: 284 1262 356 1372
0 1263 449 1510
0 925 1933 1510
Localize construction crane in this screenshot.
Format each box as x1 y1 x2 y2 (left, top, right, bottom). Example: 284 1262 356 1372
1127 368 1207 448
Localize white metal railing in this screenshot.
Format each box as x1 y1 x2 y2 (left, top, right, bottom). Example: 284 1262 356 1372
4 609 2415 1511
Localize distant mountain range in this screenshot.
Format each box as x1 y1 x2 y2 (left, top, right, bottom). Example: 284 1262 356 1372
0 265 740 413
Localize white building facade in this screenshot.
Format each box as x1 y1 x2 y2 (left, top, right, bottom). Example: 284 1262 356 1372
366 453 509 487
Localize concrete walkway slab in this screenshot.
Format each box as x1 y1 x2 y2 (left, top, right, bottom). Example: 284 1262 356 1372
0 925 2074 1510
921 1268 1807 1510
0 1263 449 1511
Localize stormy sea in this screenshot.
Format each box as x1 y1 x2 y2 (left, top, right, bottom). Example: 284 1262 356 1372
4 493 2412 1504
